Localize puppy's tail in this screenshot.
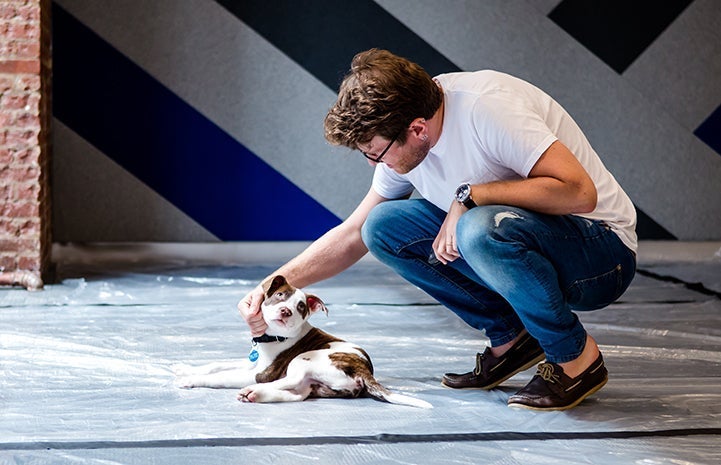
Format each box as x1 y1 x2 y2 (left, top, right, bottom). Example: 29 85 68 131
364 378 432 409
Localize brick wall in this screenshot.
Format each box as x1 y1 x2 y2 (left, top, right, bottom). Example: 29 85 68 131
0 0 50 290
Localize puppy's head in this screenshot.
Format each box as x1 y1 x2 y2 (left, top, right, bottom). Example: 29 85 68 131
260 275 327 337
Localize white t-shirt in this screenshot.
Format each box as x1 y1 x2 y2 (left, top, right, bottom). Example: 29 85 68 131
371 70 637 252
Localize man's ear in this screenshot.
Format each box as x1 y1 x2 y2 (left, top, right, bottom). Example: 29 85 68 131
306 294 328 316
261 275 287 298
409 117 428 140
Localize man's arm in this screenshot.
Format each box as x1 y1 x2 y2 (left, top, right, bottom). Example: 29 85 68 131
433 140 597 264
271 187 388 288
471 140 597 215
238 188 388 335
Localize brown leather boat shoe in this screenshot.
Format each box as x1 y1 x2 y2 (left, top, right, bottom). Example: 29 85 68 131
441 332 545 390
507 352 608 411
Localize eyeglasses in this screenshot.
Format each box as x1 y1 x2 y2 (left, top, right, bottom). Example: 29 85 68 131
361 131 400 163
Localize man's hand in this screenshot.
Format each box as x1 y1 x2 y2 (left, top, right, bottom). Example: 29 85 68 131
237 285 268 337
432 201 466 264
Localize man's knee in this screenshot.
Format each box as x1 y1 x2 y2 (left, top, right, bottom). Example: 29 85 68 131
361 201 398 251
456 206 530 252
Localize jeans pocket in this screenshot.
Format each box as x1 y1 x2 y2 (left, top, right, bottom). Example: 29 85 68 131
566 264 624 310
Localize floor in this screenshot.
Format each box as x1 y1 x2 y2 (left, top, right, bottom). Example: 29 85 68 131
1 241 720 464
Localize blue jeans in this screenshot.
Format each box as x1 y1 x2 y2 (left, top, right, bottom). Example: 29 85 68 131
361 199 636 363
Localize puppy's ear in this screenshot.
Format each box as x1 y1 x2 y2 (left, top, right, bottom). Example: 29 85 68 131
306 294 328 316
262 275 287 298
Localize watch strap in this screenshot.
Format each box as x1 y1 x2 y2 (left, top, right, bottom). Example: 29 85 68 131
461 196 476 209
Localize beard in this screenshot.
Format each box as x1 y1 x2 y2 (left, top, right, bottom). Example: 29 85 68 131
393 138 431 174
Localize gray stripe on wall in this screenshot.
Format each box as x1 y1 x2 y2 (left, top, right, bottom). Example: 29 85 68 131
378 0 721 240
53 121 217 242
623 0 721 131
55 0 373 221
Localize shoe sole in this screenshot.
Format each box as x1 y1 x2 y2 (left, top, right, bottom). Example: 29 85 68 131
507 375 608 411
440 353 546 390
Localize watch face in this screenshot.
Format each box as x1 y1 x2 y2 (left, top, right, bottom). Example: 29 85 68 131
456 183 470 201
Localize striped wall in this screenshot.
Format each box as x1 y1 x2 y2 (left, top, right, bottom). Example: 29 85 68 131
52 0 721 242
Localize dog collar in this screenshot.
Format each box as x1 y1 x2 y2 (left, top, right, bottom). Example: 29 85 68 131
252 334 288 344
248 334 287 363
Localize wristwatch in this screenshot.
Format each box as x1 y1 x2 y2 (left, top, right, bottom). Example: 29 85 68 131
454 183 476 209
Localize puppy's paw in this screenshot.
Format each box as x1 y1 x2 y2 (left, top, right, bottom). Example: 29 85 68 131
175 376 200 389
237 386 258 402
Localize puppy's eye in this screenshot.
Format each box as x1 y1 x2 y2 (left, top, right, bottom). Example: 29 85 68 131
276 292 284 297
297 302 306 312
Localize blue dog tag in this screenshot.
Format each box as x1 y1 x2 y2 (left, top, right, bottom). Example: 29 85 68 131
248 349 259 363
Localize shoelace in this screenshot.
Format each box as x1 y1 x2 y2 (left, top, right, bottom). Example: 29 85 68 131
472 352 487 376
536 363 560 383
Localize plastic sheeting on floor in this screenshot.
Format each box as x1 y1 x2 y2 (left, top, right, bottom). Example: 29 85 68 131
1 243 720 464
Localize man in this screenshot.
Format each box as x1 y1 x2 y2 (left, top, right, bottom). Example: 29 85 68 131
239 49 637 411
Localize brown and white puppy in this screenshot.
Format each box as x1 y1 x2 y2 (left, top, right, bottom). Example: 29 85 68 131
176 275 431 408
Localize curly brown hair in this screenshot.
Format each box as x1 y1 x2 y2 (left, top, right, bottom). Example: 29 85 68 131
324 49 443 150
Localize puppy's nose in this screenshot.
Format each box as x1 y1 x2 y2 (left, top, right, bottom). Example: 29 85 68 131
280 307 292 318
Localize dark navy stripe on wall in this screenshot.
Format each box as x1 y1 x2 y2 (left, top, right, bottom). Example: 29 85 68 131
214 0 460 90
549 0 694 74
636 208 676 240
223 0 674 240
695 104 721 158
52 3 340 241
